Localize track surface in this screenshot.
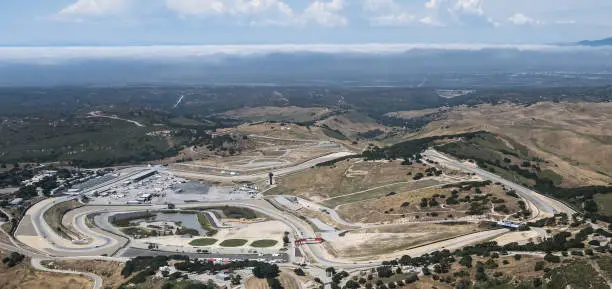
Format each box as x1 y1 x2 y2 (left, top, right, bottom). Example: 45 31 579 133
3 143 577 289
422 149 576 216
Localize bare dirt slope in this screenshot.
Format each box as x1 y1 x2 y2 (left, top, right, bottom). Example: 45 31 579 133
47 260 125 289
323 223 482 260
0 259 93 289
411 102 612 187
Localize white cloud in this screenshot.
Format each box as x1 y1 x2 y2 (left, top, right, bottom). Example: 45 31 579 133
507 13 542 26
370 13 415 26
165 0 293 17
58 0 130 16
419 16 444 27
363 0 398 12
453 0 484 15
301 0 347 27
164 0 346 27
362 0 416 26
425 0 441 9
422 0 499 27
555 20 576 25
164 0 226 15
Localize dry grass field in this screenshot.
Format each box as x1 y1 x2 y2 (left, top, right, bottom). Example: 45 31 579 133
410 102 612 187
220 106 330 123
317 111 389 139
245 276 269 289
322 179 443 208
335 182 519 223
245 272 300 289
385 108 446 119
266 159 430 202
0 258 92 289
235 123 325 140
45 259 125 289
324 223 482 259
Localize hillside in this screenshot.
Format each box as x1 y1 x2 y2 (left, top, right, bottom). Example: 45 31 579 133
404 102 612 188
578 37 612 46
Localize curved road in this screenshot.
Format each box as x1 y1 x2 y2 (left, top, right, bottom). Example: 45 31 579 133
5 146 577 288
422 149 575 216
31 258 103 289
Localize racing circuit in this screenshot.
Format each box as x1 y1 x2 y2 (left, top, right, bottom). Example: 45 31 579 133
1 139 578 289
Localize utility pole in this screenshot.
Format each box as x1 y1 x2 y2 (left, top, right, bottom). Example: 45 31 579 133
269 172 274 185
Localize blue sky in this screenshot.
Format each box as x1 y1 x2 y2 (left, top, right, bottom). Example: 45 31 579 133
1 0 612 46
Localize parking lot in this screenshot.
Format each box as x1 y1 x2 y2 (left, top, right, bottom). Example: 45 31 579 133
86 171 262 205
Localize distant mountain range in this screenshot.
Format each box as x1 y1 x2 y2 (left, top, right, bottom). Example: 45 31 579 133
578 37 612 46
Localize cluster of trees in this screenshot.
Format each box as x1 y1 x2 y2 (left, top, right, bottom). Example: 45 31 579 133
0 166 34 188
121 255 175 278
362 132 485 161
372 225 612 287
1 252 24 267
173 259 276 276
314 155 358 168
160 280 218 289
252 263 280 279
200 206 259 220
378 114 438 131
357 129 385 140
435 132 612 220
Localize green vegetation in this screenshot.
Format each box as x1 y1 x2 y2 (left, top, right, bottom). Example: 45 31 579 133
321 125 348 140
219 239 248 247
3 85 612 166
121 227 156 237
544 261 609 289
364 130 612 220
189 238 218 246
596 256 612 281
436 132 544 186
361 131 486 161
250 240 279 248
196 213 218 236
176 227 200 236
1 252 25 268
211 206 259 219
159 280 218 289
252 262 280 279
594 193 612 216
110 212 152 227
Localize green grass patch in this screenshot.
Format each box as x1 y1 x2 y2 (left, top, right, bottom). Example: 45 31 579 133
168 117 205 127
189 238 218 246
203 206 259 219
594 194 612 216
219 239 248 247
540 169 564 186
121 227 155 237
597 256 612 281
321 125 348 140
250 240 278 248
196 213 218 236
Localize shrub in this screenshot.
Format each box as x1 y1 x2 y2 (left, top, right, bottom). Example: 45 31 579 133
534 261 545 271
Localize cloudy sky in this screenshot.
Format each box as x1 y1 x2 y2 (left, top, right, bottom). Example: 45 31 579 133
1 0 611 46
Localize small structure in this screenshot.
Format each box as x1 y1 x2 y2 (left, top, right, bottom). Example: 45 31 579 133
9 198 23 206
268 172 274 185
497 221 521 229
